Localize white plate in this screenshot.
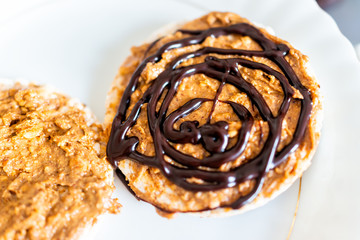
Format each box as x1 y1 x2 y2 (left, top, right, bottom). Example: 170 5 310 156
0 0 359 239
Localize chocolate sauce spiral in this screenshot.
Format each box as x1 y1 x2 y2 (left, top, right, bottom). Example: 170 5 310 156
107 23 312 210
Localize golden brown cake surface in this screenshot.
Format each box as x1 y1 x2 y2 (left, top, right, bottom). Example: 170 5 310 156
0 83 120 239
105 12 322 215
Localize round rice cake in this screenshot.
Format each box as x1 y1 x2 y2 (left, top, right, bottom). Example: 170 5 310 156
105 12 322 217
0 80 120 239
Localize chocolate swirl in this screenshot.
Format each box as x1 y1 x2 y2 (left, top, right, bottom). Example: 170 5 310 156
107 22 312 210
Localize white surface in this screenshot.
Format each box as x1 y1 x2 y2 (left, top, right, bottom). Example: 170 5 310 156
325 0 360 45
356 43 360 60
0 0 359 239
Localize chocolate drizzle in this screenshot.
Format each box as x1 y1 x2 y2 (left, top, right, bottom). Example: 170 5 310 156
107 22 312 210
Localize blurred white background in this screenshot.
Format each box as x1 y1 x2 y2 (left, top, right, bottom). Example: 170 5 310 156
318 0 360 59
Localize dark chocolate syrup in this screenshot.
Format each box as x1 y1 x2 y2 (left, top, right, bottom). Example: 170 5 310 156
107 23 312 211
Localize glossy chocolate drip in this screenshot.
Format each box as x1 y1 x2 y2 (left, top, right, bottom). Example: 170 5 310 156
107 23 312 210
